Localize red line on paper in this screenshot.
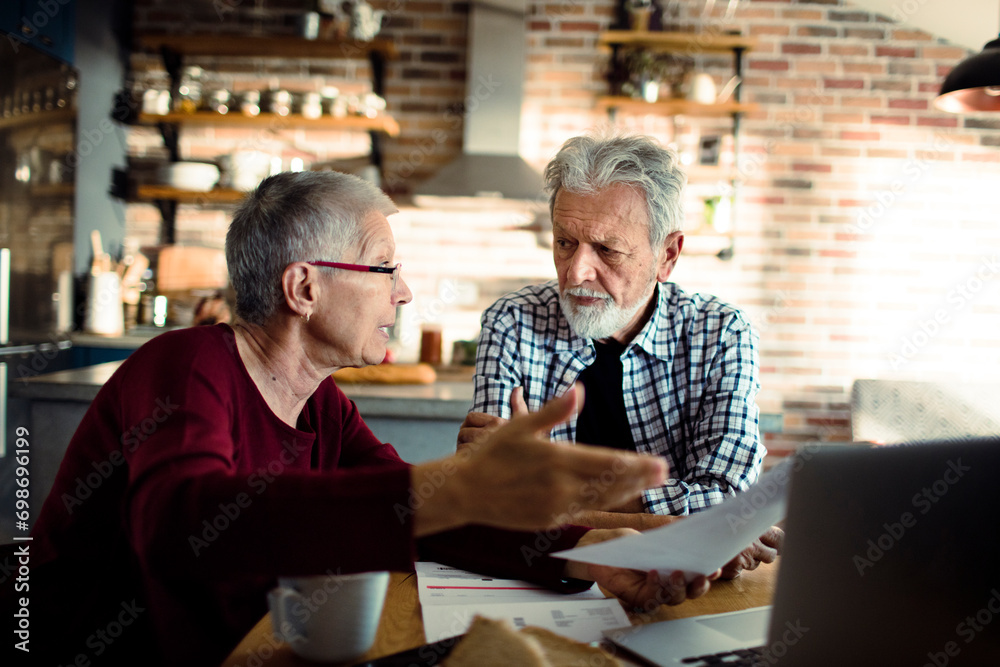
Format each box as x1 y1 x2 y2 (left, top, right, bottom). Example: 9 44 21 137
426 586 546 590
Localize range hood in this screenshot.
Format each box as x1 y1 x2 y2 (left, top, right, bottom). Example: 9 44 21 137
414 0 545 206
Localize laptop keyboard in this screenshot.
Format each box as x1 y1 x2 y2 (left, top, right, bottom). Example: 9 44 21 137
680 646 768 665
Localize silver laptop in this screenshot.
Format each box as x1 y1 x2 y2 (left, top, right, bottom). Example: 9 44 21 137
604 437 1000 666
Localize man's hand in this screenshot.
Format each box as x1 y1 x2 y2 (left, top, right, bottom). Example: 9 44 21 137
719 525 784 579
415 385 668 536
457 387 528 451
565 529 717 610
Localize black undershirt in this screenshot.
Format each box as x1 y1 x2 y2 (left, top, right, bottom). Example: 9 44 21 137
574 339 636 451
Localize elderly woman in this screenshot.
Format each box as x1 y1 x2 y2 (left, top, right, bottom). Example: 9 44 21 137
22 172 714 665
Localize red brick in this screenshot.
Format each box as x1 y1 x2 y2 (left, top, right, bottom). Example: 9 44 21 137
751 25 791 36
797 25 838 38
750 60 791 71
888 99 928 110
821 146 862 157
746 196 787 205
824 78 864 89
871 115 911 126
823 112 865 125
892 29 933 41
782 43 822 55
844 28 885 40
543 37 585 48
889 62 931 76
867 148 908 159
840 131 880 141
829 10 870 22
543 3 585 16
841 96 883 109
830 44 870 57
794 61 838 74
793 163 833 173
871 80 912 92
560 21 600 32
876 46 916 58
915 117 959 128
782 9 824 20
922 46 969 60
843 62 885 75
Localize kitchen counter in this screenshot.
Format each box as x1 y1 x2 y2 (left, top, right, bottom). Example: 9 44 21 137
70 329 169 349
12 360 474 420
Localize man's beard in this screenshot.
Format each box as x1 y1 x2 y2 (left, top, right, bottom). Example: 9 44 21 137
559 285 652 340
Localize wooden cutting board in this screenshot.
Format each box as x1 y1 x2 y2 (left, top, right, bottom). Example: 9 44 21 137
332 363 437 384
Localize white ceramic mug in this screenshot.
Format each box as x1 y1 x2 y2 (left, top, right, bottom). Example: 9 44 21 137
268 570 389 662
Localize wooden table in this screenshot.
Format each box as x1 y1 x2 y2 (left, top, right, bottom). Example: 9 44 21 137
221 561 779 666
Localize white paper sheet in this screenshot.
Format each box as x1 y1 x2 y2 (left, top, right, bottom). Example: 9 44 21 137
421 599 632 644
415 562 630 643
551 457 794 580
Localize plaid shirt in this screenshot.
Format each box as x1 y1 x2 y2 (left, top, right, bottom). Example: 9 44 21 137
471 280 764 515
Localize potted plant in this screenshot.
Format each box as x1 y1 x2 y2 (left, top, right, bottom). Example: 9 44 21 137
621 49 688 102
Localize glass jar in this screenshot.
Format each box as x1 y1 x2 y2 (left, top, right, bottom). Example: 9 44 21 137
265 89 293 116
174 66 203 114
205 89 231 115
300 91 322 119
239 90 261 117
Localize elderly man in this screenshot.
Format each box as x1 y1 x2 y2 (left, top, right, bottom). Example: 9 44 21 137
460 132 780 573
15 171 715 666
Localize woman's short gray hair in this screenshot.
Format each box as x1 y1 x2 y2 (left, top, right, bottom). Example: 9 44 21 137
543 130 687 249
225 171 396 325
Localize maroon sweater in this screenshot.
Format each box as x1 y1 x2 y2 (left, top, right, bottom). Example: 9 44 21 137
24 324 587 665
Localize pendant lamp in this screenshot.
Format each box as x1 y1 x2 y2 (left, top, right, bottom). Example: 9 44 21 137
934 17 1000 113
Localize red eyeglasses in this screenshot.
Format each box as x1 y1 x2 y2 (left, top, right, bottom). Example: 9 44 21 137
308 261 402 292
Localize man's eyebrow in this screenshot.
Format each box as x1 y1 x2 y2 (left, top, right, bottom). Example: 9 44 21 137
553 225 630 248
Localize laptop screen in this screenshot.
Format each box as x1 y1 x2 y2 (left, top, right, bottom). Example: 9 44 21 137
770 437 1000 666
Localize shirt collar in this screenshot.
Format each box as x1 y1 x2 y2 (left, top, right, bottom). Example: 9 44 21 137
628 282 676 362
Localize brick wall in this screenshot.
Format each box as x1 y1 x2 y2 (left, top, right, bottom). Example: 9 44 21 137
124 0 1000 450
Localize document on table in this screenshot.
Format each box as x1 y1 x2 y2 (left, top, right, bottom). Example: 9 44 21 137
552 457 794 581
415 562 631 644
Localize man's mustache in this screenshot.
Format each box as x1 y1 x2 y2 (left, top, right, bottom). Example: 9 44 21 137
563 287 612 302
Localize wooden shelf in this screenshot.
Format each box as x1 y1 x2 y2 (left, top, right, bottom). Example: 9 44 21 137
134 111 400 137
598 30 757 54
596 96 757 116
29 183 75 198
136 33 398 60
0 108 76 131
134 185 248 203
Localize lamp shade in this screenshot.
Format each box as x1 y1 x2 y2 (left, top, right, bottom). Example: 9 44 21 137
934 36 1000 113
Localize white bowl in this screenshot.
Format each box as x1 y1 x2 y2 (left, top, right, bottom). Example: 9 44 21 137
156 161 220 192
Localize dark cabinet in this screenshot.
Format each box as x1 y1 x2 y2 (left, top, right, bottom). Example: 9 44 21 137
1 0 76 64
